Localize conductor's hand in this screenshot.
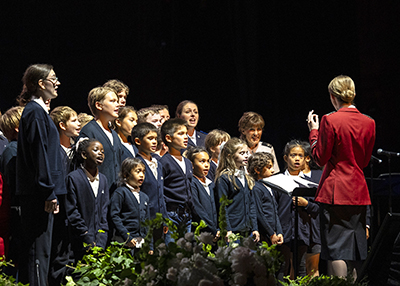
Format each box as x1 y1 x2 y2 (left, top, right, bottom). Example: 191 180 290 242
44 199 58 213
307 110 319 131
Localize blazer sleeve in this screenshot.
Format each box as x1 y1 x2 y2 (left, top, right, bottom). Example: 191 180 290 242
27 118 57 200
215 175 232 231
110 189 131 241
253 186 275 237
65 175 90 243
249 186 258 232
191 181 216 231
310 115 335 167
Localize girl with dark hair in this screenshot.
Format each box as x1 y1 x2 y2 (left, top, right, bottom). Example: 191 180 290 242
65 138 109 262
16 64 66 285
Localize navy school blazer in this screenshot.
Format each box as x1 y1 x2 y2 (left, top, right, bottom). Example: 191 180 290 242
214 173 258 233
191 177 218 235
65 167 109 249
187 130 207 148
16 101 66 200
253 180 283 238
78 120 124 188
160 152 193 208
136 154 168 219
109 185 150 241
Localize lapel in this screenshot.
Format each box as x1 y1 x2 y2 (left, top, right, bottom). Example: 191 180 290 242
91 120 113 148
77 167 96 199
166 152 187 178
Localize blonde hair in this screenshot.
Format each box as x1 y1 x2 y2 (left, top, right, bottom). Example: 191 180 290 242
215 137 254 190
103 79 129 95
77 113 94 128
87 86 116 116
205 129 231 155
50 106 77 133
137 107 158 124
0 106 24 140
328 75 356 104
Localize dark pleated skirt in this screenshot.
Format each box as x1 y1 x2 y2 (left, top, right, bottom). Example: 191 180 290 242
320 204 367 261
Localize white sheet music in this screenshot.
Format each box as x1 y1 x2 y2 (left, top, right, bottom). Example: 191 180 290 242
262 174 318 196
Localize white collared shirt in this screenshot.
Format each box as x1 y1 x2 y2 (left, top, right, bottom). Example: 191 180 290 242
126 183 140 204
188 130 197 145
197 177 213 196
81 165 100 197
122 142 135 156
144 156 158 179
172 155 186 174
234 168 246 187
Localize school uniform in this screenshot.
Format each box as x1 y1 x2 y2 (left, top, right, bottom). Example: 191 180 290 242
252 141 280 173
16 100 67 286
191 177 218 235
136 154 167 219
187 130 207 148
0 141 20 267
309 107 375 260
121 139 138 161
49 145 74 285
79 119 124 188
0 132 7 155
160 152 193 243
215 171 258 234
206 160 217 182
109 185 150 243
65 167 109 261
253 180 282 240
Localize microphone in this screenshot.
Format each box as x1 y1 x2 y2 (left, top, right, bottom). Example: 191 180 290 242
370 155 382 164
377 149 400 157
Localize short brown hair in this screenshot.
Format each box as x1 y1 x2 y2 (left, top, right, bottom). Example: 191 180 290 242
87 86 116 116
204 129 231 155
137 107 158 124
103 79 129 95
238 112 265 137
0 106 24 140
50 106 77 133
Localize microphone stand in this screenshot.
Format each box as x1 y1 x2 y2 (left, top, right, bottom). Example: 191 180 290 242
369 155 381 243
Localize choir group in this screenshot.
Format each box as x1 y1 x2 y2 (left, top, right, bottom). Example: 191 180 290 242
0 65 374 285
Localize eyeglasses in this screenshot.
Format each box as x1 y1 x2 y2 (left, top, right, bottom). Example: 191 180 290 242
44 77 59 86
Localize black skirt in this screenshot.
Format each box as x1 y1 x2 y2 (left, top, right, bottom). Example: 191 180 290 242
320 204 367 261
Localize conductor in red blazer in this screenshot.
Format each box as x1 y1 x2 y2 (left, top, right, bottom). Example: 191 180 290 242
307 75 375 279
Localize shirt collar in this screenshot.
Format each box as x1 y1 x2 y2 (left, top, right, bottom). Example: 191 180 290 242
234 168 245 179
125 183 140 193
81 164 99 182
32 97 49 114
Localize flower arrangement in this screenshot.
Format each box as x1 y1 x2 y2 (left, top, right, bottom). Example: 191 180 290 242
65 195 282 286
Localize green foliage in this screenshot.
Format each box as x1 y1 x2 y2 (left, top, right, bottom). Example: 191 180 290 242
67 196 283 285
217 194 232 248
278 274 368 286
66 242 138 286
0 258 28 286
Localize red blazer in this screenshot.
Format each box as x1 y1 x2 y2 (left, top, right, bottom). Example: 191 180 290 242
309 107 375 205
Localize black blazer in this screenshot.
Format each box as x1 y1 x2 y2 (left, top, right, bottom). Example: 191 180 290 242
187 130 207 148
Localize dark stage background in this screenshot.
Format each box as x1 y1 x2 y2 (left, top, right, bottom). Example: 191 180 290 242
1 1 399 178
